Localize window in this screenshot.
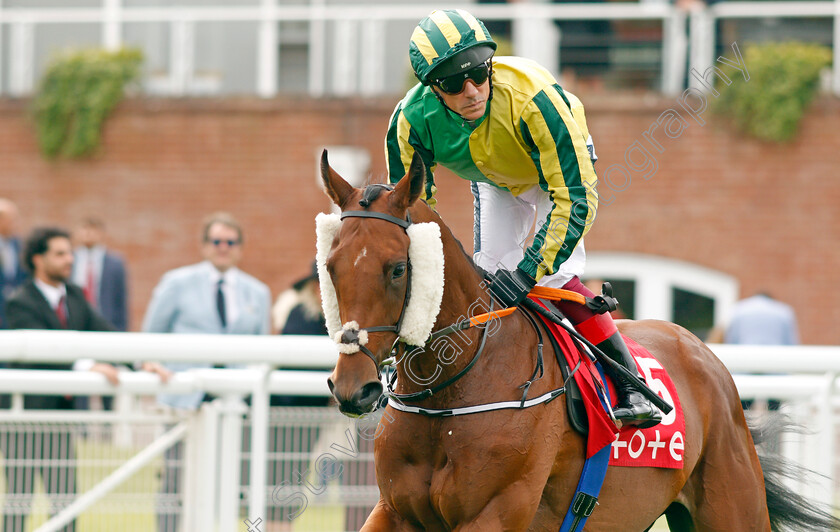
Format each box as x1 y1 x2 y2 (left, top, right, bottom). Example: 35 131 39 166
672 287 715 341
585 252 738 342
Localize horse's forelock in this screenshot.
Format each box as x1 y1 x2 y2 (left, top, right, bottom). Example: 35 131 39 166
359 184 394 208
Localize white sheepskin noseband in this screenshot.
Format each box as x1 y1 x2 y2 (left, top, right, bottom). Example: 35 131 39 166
314 212 445 348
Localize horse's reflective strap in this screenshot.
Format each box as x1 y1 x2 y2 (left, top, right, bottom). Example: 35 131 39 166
386 387 565 417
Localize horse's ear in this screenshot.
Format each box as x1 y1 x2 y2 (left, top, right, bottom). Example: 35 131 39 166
392 152 426 211
320 149 354 207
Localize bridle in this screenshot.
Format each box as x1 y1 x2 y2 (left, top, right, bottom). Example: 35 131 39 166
336 208 413 379
335 204 500 403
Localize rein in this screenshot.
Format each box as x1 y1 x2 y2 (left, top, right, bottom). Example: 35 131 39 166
387 303 568 417
386 298 496 402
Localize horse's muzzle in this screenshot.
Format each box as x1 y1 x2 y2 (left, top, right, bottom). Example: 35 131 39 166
327 377 384 417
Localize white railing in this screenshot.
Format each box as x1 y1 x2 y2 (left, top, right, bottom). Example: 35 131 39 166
690 2 840 95
0 330 341 531
0 331 838 529
0 1 836 98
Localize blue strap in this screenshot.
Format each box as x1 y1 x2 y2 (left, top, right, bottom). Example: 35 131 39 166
558 362 613 532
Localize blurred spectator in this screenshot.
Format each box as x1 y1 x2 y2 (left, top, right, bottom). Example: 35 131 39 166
272 260 327 336
0 198 27 329
141 212 270 532
725 292 799 346
705 326 725 344
675 0 722 9
72 217 129 331
1 227 120 532
271 261 329 408
142 212 272 409
725 291 799 411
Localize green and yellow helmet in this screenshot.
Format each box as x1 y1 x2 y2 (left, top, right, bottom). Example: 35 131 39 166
409 9 497 85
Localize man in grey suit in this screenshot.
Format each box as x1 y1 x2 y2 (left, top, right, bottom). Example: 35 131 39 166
143 211 272 409
72 217 129 331
142 212 271 530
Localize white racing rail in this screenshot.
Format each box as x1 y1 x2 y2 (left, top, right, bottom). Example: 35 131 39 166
0 330 837 529
0 330 338 532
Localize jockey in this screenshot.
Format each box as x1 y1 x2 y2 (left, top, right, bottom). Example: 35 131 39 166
385 9 661 428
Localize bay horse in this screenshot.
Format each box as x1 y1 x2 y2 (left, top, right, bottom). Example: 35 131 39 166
317 150 836 531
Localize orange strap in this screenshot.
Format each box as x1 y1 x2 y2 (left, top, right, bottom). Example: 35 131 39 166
468 307 516 327
466 288 585 328
528 286 587 306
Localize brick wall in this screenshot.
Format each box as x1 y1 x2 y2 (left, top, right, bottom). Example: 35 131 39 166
0 95 837 343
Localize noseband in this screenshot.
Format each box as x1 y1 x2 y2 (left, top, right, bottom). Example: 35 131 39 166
337 208 414 378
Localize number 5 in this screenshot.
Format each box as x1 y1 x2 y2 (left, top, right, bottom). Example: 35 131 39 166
636 357 676 426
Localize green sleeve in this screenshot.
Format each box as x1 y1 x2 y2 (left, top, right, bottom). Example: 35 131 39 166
385 103 438 208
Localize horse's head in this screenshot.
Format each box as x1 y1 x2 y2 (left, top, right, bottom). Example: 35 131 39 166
317 149 444 416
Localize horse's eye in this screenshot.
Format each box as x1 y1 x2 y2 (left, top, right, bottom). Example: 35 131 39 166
392 263 407 280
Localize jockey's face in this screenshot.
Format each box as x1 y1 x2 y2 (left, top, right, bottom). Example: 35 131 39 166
433 77 490 121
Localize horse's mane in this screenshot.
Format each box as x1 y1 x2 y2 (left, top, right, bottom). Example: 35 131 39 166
417 199 487 280
449 228 486 278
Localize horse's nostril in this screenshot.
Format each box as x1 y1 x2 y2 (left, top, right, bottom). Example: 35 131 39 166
327 377 335 395
352 381 384 410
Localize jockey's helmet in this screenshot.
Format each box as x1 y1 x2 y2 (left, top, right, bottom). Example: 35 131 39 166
409 9 497 86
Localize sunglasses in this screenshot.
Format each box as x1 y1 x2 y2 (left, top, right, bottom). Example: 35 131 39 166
208 239 240 247
432 61 491 95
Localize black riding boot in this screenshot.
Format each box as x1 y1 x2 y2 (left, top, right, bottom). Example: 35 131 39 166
596 332 662 429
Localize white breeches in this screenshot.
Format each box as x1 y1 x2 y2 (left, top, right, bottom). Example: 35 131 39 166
471 181 585 288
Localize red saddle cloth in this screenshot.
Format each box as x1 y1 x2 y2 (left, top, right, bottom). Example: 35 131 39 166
534 300 686 469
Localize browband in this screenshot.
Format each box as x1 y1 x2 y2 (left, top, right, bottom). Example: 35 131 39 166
341 210 412 229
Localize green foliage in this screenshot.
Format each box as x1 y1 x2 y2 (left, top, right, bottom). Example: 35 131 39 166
713 42 831 143
32 48 143 159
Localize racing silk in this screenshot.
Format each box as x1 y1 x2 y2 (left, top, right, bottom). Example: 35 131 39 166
385 56 599 281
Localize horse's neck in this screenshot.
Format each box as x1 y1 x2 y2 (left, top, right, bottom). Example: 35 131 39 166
394 212 495 396
411 205 491 326
434 216 490 328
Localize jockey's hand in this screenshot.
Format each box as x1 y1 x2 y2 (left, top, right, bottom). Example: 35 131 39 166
488 268 537 308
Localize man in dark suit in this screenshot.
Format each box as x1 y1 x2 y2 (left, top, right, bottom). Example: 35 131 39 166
72 217 129 331
0 198 27 329
2 227 115 531
1 227 160 532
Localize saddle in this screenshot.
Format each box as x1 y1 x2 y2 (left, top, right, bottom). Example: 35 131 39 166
546 325 591 436
528 295 686 469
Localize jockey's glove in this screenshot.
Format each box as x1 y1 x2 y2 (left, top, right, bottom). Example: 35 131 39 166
488 268 537 308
